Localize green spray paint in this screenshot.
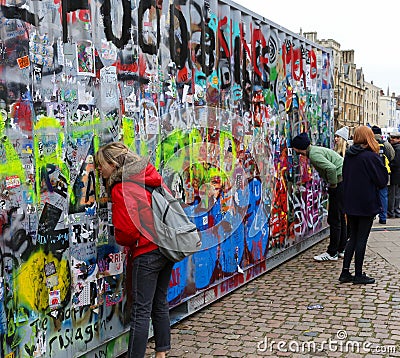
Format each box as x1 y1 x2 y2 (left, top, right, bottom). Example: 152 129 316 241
219 130 237 179
155 129 189 171
33 116 69 202
121 116 135 149
0 112 27 180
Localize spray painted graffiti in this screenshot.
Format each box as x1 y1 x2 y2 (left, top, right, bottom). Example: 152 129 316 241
0 0 332 356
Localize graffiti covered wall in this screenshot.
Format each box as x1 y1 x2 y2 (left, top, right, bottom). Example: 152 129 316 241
0 0 333 356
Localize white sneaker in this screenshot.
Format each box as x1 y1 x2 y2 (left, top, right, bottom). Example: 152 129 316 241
314 252 338 261
338 251 345 259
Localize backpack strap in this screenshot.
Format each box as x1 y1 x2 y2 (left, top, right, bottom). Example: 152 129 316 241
135 183 171 222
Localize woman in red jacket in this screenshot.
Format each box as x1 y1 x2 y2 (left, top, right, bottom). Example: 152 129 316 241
95 142 173 358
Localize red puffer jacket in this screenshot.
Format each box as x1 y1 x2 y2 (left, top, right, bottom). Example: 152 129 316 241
111 163 161 258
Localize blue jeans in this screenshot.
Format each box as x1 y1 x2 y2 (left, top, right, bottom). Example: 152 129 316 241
128 249 174 358
379 186 388 221
343 215 374 277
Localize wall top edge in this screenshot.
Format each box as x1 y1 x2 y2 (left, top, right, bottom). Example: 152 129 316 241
220 0 331 54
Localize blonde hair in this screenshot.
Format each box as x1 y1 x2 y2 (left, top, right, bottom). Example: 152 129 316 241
95 142 141 169
334 136 347 157
353 126 379 153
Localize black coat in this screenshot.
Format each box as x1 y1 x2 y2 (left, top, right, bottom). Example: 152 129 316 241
389 143 400 184
343 145 388 216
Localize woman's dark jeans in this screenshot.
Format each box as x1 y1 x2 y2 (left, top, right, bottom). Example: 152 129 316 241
128 249 174 358
343 215 374 277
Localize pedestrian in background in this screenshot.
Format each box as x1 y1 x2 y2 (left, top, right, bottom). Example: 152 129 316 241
334 126 349 157
339 126 388 284
371 125 394 224
388 132 400 218
95 142 174 358
333 126 350 257
291 132 346 261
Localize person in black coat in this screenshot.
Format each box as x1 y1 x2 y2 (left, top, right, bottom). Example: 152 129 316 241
388 132 400 218
339 126 388 285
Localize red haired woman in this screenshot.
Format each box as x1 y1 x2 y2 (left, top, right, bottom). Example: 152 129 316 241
340 126 388 284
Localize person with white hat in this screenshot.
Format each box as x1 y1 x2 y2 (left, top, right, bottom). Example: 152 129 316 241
334 126 349 157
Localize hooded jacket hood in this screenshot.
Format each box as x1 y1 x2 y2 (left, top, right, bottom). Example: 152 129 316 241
346 144 367 157
108 156 162 188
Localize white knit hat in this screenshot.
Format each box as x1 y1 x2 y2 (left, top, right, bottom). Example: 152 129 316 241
335 126 349 141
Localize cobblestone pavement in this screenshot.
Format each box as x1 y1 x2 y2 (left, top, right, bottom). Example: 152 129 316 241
145 220 400 357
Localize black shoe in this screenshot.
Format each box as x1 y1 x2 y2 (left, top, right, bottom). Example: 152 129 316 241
379 219 386 224
339 271 354 283
353 274 375 285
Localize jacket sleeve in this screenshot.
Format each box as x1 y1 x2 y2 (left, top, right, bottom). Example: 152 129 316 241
367 154 389 189
111 184 142 241
311 153 339 185
384 142 395 161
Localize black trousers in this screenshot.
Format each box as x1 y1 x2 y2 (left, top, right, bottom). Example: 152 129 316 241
327 182 347 256
342 215 374 277
388 183 400 217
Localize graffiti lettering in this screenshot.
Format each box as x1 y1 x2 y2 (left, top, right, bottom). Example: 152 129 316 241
61 0 90 42
101 0 131 49
168 4 188 70
0 5 41 26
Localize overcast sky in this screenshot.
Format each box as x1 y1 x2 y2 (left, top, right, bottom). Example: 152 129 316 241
231 0 400 96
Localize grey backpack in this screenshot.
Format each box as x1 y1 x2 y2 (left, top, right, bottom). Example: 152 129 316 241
143 185 202 262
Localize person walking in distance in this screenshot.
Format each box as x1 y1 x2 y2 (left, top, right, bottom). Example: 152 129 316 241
95 142 174 358
291 132 346 261
339 126 388 284
371 126 394 224
388 132 400 218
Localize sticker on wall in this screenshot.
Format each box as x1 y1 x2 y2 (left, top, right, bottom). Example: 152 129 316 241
70 242 98 281
60 88 77 102
17 55 30 69
46 275 59 288
108 251 125 275
76 40 96 76
29 32 54 67
100 39 117 66
49 290 61 310
104 277 123 307
72 282 91 307
44 261 57 276
100 66 118 110
5 175 21 189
